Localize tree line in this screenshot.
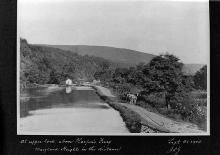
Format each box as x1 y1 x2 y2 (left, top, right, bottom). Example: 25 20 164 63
95 53 207 126
20 38 115 88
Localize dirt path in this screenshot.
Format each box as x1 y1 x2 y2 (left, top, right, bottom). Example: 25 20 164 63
94 86 205 133
93 85 116 97
117 103 203 133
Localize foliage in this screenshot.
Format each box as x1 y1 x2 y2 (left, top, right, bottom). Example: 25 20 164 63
94 69 114 83
182 75 194 91
140 54 188 110
99 53 196 114
104 53 206 129
194 65 207 90
20 38 115 87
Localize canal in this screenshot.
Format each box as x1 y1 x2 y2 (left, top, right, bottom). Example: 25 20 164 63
19 86 129 134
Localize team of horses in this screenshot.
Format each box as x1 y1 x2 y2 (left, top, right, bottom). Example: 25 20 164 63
126 93 140 105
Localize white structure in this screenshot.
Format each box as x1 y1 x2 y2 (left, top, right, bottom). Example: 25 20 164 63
65 79 73 86
65 87 72 94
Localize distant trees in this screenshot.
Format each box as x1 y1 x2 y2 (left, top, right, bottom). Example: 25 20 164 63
48 70 62 84
112 68 129 84
20 39 116 87
100 61 111 70
94 70 114 83
194 65 207 90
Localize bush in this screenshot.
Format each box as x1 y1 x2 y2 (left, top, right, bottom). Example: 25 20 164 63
137 92 207 131
188 90 207 107
141 93 166 109
191 90 207 99
189 107 207 131
171 93 207 131
194 65 207 90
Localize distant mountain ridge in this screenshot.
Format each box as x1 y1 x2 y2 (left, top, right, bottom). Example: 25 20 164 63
35 44 205 75
182 64 205 75
36 44 156 68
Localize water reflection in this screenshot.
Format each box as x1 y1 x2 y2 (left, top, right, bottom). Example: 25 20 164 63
65 87 72 94
20 87 110 118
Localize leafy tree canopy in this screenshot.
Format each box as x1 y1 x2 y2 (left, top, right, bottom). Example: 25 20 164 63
194 65 207 90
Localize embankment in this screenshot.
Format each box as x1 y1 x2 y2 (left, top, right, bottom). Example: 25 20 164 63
92 85 168 133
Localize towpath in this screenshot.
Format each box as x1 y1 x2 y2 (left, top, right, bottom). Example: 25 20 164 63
94 85 205 133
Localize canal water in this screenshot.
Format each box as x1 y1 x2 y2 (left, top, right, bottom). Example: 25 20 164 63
19 86 129 134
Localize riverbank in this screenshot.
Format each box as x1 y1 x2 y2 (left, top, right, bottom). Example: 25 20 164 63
92 85 167 133
92 85 204 133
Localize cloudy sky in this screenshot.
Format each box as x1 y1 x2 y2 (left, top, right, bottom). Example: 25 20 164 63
18 0 209 64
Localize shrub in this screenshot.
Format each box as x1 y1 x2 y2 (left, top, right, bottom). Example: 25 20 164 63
141 93 166 109
189 107 207 131
194 65 207 90
137 92 207 131
191 90 207 99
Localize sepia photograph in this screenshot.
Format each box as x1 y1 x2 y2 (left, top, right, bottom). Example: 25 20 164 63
17 0 209 135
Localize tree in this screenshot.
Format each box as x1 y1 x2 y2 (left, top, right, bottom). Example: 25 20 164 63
127 65 146 87
144 54 186 109
48 70 61 84
94 69 114 83
112 68 129 84
100 61 110 70
182 75 194 91
194 65 207 90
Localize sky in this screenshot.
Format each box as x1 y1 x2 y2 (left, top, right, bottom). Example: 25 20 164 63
18 0 209 64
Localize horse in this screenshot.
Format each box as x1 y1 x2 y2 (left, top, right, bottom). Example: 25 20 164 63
127 93 139 104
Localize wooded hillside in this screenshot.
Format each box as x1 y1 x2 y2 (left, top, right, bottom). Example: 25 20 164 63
20 39 115 88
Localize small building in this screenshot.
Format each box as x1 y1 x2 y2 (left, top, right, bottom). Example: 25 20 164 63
65 78 73 86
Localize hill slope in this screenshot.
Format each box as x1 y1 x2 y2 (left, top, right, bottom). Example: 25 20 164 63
38 44 205 75
20 39 115 88
37 45 156 67
182 64 205 75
